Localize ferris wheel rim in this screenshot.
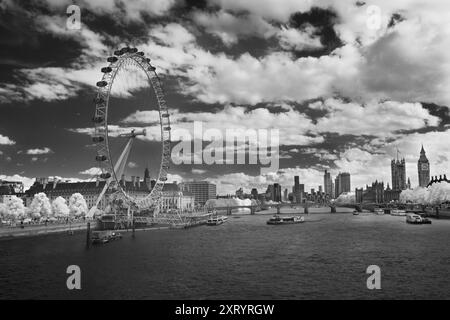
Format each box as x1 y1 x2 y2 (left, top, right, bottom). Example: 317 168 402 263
92 47 171 210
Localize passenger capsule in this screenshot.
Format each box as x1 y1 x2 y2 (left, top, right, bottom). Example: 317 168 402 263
137 51 144 56
101 67 112 73
92 136 104 143
114 50 124 56
148 66 156 71
146 58 151 63
95 155 107 162
161 113 169 118
107 56 118 63
163 126 171 131
100 173 111 179
120 47 130 53
96 81 107 87
160 177 167 182
129 48 138 53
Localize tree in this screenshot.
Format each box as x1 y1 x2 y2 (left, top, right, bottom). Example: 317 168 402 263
0 203 8 220
29 192 52 219
6 196 26 221
52 196 69 218
68 193 88 217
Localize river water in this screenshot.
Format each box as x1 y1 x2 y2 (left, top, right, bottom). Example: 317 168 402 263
1 209 450 299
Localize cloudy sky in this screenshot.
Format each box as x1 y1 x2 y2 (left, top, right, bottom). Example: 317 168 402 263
0 0 449 195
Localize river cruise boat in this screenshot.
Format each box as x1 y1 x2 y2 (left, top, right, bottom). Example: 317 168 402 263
91 230 122 245
374 208 385 215
206 216 228 226
352 210 359 215
267 215 305 225
391 209 407 216
406 213 432 225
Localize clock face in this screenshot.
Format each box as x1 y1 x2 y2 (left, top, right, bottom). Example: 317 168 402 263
421 163 429 170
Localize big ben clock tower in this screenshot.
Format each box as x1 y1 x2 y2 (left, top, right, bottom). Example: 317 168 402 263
418 145 430 187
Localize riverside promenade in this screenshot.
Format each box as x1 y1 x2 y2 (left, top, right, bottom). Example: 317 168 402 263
0 221 88 240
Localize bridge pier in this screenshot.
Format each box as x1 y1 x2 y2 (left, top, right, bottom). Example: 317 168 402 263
304 206 309 214
250 206 255 215
356 205 362 213
227 207 232 216
330 206 336 213
277 206 280 215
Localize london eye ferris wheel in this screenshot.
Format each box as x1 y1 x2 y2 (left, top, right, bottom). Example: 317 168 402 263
88 47 171 215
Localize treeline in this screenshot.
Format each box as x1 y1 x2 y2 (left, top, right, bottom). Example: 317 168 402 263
0 192 88 222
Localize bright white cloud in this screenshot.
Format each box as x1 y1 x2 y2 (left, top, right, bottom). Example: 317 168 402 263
0 134 15 145
277 25 323 51
79 167 102 176
26 147 53 155
311 98 440 137
0 174 35 190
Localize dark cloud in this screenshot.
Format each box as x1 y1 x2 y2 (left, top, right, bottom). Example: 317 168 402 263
287 7 343 58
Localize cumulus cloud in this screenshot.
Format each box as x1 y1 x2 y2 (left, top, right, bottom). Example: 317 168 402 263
41 0 176 22
209 0 314 22
0 134 15 145
120 105 322 146
277 24 324 51
79 167 102 176
0 174 35 190
127 161 138 168
310 98 440 137
192 10 276 45
26 147 53 155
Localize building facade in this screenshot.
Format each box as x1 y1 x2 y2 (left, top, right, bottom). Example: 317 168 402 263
180 181 217 205
324 170 333 198
335 172 351 198
293 176 304 204
273 183 282 202
159 183 195 213
418 145 430 188
26 176 152 209
355 181 385 203
391 158 407 191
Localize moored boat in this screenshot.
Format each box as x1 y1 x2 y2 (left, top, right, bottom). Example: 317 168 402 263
391 209 407 216
267 215 305 225
206 216 228 226
91 230 122 244
374 208 385 215
406 213 432 225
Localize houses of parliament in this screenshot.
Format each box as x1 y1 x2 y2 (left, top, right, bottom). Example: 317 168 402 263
356 146 431 203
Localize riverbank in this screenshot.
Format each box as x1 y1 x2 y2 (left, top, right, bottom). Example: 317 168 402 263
0 222 88 241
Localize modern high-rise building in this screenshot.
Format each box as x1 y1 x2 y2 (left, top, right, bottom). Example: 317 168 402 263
391 158 406 190
251 188 258 199
273 183 282 202
324 170 332 197
293 176 303 203
417 145 430 188
335 172 351 197
180 181 217 205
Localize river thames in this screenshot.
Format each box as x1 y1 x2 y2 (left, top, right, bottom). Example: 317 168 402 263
1 209 450 299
